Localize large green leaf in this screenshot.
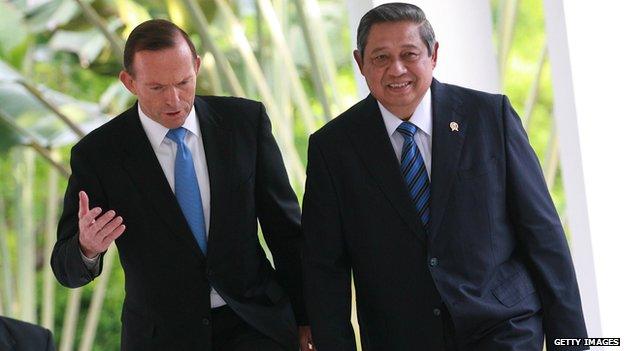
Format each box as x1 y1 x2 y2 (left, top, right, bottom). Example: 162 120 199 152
1 60 111 148
0 2 28 56
23 0 81 33
49 28 106 66
48 18 123 66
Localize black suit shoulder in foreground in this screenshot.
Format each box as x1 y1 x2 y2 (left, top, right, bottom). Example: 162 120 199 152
0 316 55 351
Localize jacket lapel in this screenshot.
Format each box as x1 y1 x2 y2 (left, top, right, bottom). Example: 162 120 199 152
346 95 427 244
428 79 468 243
115 104 205 260
193 97 233 257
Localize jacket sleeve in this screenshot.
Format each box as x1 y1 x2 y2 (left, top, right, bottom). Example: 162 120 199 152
50 144 107 288
302 134 356 351
254 103 308 325
502 95 588 350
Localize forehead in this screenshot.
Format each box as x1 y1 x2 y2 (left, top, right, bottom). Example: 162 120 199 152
132 41 196 81
366 21 425 53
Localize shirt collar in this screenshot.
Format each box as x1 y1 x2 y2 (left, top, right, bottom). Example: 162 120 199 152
379 88 432 138
138 103 200 149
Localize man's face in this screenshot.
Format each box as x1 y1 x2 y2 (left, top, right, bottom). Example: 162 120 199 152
355 21 438 119
120 36 200 129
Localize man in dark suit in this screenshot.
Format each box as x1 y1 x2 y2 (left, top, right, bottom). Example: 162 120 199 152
0 316 55 351
51 19 312 351
302 3 586 351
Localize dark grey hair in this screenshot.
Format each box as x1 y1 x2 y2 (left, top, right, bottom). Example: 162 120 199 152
124 19 198 75
356 2 436 57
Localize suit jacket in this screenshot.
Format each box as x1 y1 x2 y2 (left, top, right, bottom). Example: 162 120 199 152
302 79 587 351
0 317 55 351
51 96 305 351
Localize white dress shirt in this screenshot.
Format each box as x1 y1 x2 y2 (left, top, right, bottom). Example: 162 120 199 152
82 103 226 308
379 88 433 179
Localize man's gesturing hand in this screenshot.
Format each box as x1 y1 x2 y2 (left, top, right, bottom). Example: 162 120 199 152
78 191 126 258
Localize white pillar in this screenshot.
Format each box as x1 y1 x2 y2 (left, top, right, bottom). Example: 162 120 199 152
346 0 500 98
544 0 624 338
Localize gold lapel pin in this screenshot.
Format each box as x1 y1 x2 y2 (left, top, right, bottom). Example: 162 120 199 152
450 122 459 132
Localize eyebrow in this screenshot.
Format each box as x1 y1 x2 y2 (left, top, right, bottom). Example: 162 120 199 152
145 76 193 86
369 44 422 55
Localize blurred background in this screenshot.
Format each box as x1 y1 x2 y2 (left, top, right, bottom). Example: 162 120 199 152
0 0 621 349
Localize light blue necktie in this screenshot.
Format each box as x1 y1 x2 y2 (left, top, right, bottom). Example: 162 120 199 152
397 121 431 231
166 127 208 255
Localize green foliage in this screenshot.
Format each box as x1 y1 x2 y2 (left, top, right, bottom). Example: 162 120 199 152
0 120 21 154
0 2 28 57
492 0 565 215
31 52 118 103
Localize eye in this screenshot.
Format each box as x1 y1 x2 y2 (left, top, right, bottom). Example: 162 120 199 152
402 52 420 61
177 80 189 87
371 54 389 66
150 86 163 91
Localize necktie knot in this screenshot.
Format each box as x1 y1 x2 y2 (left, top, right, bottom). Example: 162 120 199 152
397 121 418 140
166 127 187 145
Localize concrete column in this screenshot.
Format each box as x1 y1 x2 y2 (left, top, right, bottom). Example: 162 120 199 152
544 0 624 338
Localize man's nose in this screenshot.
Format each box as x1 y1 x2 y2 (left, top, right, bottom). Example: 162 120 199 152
387 58 408 76
164 86 180 104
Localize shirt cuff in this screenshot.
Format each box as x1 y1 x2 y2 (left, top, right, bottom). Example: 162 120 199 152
80 248 101 271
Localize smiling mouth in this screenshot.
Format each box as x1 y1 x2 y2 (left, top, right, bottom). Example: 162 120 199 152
387 82 411 89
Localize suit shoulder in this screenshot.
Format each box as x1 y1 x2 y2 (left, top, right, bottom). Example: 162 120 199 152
72 106 134 154
198 95 262 114
444 84 506 112
438 82 515 138
0 316 51 340
442 82 504 106
197 95 265 127
311 97 370 143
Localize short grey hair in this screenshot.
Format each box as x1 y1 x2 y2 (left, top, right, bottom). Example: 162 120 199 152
356 2 436 57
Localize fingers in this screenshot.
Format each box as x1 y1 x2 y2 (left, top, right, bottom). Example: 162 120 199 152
78 191 89 217
98 214 123 239
78 206 125 257
298 327 315 351
300 339 314 351
102 224 126 247
90 210 117 235
79 207 102 229
78 191 103 231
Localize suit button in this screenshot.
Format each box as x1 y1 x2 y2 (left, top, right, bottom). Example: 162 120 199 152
202 318 210 325
433 308 441 316
429 257 438 267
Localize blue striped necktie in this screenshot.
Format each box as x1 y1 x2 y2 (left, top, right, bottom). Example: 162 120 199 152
396 121 431 231
166 127 208 255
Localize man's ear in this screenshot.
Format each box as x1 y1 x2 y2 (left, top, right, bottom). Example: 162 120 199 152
119 70 137 95
431 42 439 68
353 50 364 73
194 55 201 73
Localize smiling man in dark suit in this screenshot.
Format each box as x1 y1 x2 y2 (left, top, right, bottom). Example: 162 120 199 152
51 19 312 351
302 3 586 351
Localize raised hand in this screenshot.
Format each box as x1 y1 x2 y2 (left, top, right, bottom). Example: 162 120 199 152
77 191 126 258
